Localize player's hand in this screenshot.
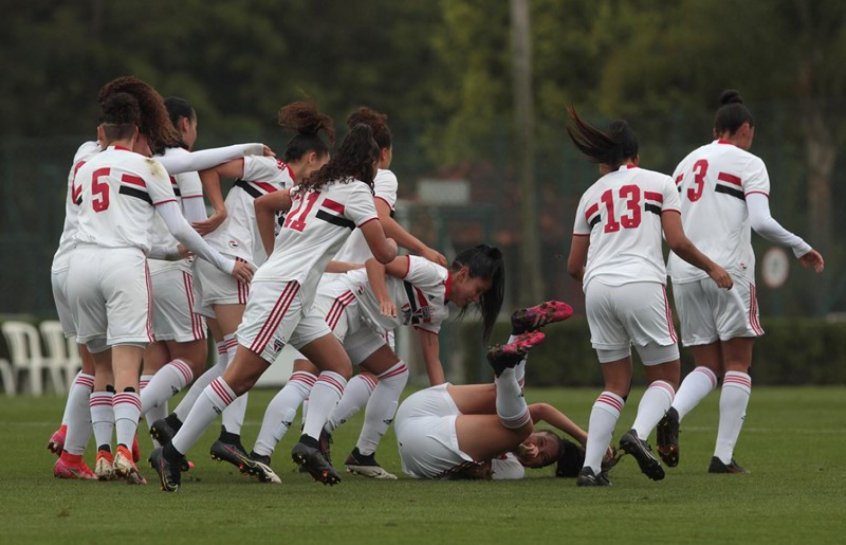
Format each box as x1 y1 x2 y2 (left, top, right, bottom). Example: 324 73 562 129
261 144 276 157
516 441 539 460
379 299 397 318
177 244 194 259
193 209 227 236
708 265 733 290
231 260 255 283
420 246 447 266
799 249 824 273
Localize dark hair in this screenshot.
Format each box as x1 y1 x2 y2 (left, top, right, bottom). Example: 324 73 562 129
553 435 586 478
278 101 335 163
293 123 378 195
100 92 141 141
347 107 392 150
714 89 754 135
566 106 638 169
98 76 182 152
164 96 196 150
452 244 505 342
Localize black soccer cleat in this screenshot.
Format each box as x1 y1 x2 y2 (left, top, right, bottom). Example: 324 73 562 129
656 407 680 468
708 456 750 474
239 452 281 484
292 435 341 486
619 429 665 481
345 447 398 480
149 446 182 492
576 467 612 487
486 331 545 377
210 438 250 470
150 415 180 446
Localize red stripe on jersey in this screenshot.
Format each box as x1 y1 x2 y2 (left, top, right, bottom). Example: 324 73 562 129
717 172 742 186
323 198 345 214
585 203 599 221
674 174 683 186
122 174 147 188
253 181 278 194
644 191 663 203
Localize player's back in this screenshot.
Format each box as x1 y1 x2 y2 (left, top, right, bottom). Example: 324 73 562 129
53 141 101 269
669 141 769 282
73 145 172 253
575 165 680 289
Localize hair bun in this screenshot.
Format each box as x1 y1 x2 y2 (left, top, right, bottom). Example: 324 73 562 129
719 89 744 106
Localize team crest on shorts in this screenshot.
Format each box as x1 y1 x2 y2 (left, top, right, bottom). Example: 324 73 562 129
228 240 239 248
272 338 285 353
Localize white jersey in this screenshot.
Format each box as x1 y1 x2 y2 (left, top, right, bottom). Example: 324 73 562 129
253 179 378 310
573 165 681 289
72 145 175 253
332 169 398 264
204 156 294 265
149 147 205 272
338 255 449 334
668 140 770 283
52 141 102 272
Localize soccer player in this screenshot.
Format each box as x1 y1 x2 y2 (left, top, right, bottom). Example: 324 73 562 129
565 107 732 486
657 90 825 474
149 123 397 492
67 81 253 484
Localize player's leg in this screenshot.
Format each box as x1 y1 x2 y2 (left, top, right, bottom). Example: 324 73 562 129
710 337 754 474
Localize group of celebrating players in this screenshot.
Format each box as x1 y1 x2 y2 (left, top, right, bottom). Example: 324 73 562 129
44 76 823 491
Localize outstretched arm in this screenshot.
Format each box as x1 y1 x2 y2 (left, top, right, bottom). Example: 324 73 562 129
416 328 445 385
528 403 587 447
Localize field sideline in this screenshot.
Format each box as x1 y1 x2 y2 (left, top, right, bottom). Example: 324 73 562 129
1 386 843 545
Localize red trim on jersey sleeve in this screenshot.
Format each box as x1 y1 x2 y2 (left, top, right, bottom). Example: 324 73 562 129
401 255 411 279
644 191 663 202
717 172 742 186
744 190 770 198
253 181 278 194
661 209 682 215
323 198 345 214
180 194 204 199
357 216 379 228
572 232 591 237
154 198 179 206
121 175 147 188
374 195 396 211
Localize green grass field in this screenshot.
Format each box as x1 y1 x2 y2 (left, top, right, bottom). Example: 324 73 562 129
1 386 843 545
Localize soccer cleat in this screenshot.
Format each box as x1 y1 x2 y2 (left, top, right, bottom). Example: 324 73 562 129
239 452 282 484
486 331 546 377
619 429 665 481
345 447 398 480
511 300 574 333
150 416 178 446
54 454 97 480
94 450 116 481
656 407 680 467
210 439 250 470
149 447 182 492
576 467 611 487
292 436 341 486
131 434 141 463
708 456 750 474
47 424 67 456
114 445 147 485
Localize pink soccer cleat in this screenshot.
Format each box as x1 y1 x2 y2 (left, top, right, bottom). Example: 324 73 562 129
47 424 67 456
54 453 97 480
486 331 546 377
511 301 574 333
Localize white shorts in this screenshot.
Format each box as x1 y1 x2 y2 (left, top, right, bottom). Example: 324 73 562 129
67 246 152 349
394 384 474 479
236 280 304 364
148 262 206 343
193 258 249 318
673 276 764 346
288 283 388 365
51 267 76 338
585 280 679 365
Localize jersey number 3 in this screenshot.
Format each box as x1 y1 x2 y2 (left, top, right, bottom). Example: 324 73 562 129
601 184 641 233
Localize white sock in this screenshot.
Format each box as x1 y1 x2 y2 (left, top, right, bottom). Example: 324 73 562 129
141 360 193 416
714 371 752 464
495 367 530 429
253 371 316 457
172 377 235 455
632 380 675 440
90 391 114 450
583 391 625 473
302 371 347 440
113 391 141 449
325 373 377 433
672 366 717 421
174 360 224 422
220 337 246 434
62 373 94 455
356 363 408 455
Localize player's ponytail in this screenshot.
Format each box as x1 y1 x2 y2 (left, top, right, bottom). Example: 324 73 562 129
452 244 505 342
99 92 142 142
714 89 754 136
566 106 638 170
295 123 379 195
278 100 335 163
347 107 392 151
98 76 182 154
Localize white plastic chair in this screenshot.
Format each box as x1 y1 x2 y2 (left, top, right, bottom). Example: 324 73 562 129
39 320 75 393
0 357 15 395
1 320 59 395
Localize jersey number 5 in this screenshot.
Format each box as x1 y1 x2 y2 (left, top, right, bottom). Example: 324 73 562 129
91 168 111 213
601 184 641 233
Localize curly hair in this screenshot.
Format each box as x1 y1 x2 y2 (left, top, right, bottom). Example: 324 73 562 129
98 76 182 153
278 100 335 162
100 92 142 141
346 106 391 150
293 123 378 195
